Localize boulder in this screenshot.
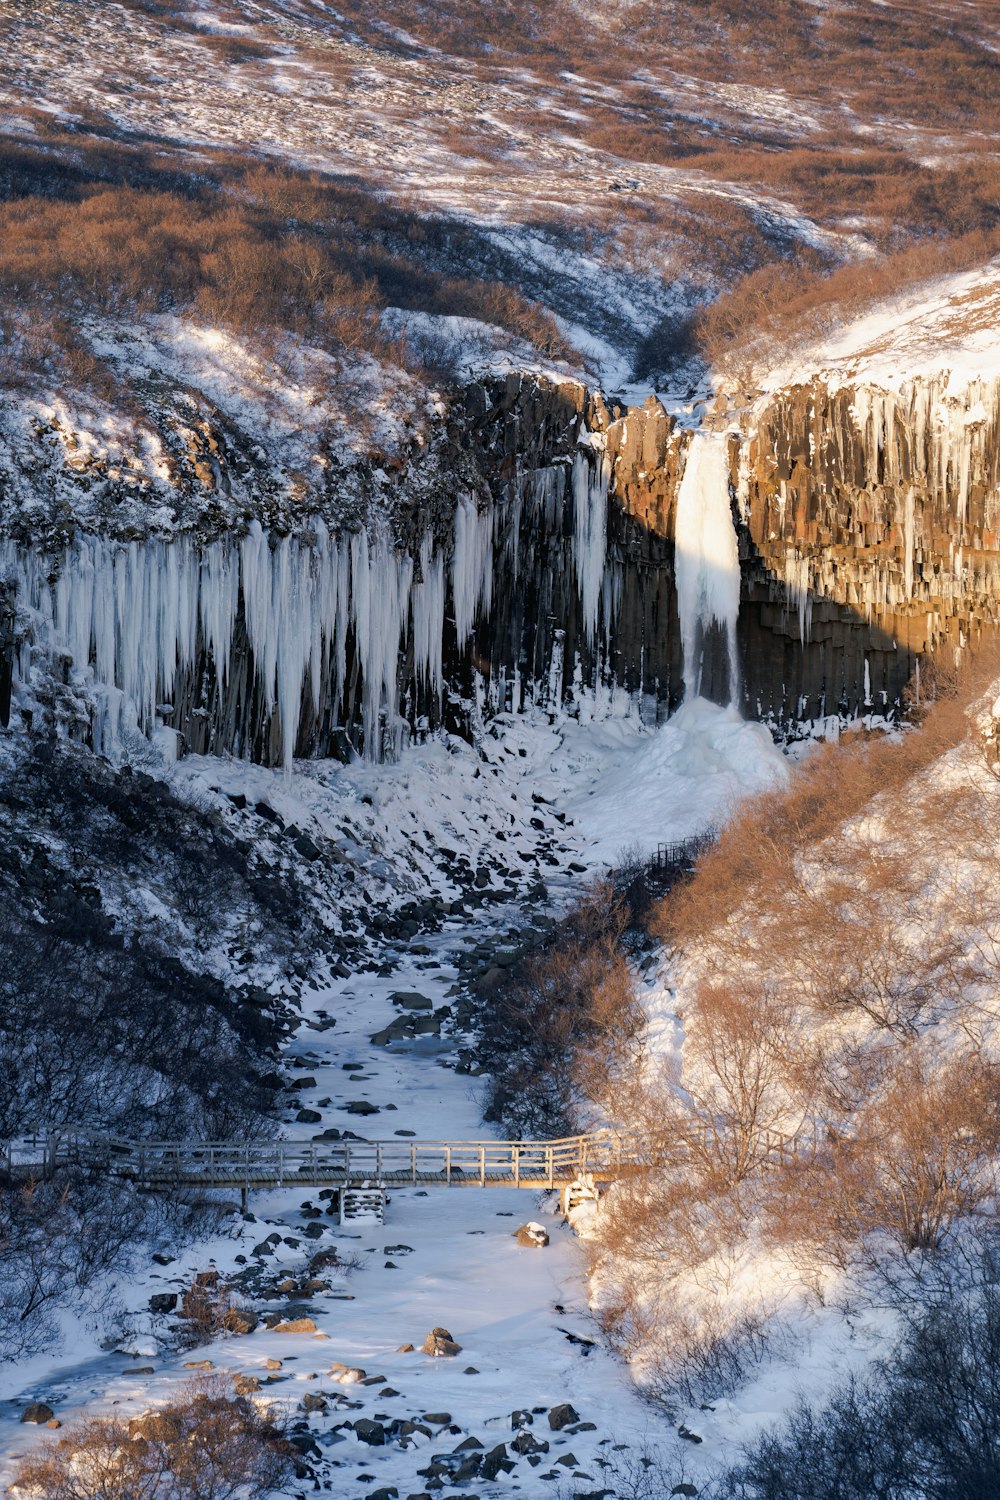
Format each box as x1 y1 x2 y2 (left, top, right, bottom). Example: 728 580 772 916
222 1307 259 1335
482 1442 514 1480
149 1292 178 1314
270 1317 317 1334
20 1403 54 1425
233 1375 261 1395
514 1221 549 1248
421 1327 462 1358
354 1418 386 1446
548 1403 580 1431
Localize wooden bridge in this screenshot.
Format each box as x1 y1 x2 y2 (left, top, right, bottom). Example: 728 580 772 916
4 1119 812 1196
3 1127 658 1195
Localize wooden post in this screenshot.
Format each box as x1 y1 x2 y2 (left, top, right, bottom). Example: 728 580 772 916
546 1146 553 1188
514 1147 520 1187
479 1145 485 1186
411 1144 417 1183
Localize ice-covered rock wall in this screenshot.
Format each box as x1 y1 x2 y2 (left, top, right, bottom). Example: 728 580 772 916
4 369 1000 765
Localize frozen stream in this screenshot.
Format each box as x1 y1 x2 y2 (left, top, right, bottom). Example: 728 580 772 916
0 700 789 1495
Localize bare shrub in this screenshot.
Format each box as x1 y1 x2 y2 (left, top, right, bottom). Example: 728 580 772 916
721 1265 1000 1500
481 880 644 1135
9 1378 293 1500
770 1050 1000 1262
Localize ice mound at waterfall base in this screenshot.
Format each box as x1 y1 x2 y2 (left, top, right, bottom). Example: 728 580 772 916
564 698 788 868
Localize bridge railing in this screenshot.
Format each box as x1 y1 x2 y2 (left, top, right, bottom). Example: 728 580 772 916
3 1127 651 1187
2 1119 820 1188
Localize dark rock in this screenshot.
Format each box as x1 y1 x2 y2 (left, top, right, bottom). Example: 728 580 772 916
548 1403 580 1431
481 1442 513 1479
21 1404 54 1424
149 1292 178 1314
511 1431 548 1456
354 1418 386 1446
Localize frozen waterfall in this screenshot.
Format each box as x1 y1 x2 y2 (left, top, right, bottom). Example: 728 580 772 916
674 431 741 705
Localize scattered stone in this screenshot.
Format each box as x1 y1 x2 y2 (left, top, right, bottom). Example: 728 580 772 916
194 1269 219 1289
122 1367 155 1376
391 992 433 1010
336 1368 367 1385
265 1358 283 1370
512 1431 548 1456
463 1367 479 1375
149 1292 178 1314
481 1442 513 1480
270 1317 317 1334
396 1343 414 1354
20 1404 54 1425
422 1413 452 1426
454 1437 484 1451
672 1486 699 1497
354 1418 386 1446
568 1421 598 1433
421 1327 462 1358
515 1221 549 1248
301 1393 327 1413
548 1404 580 1431
222 1308 259 1335
511 1409 533 1428
346 1100 380 1115
234 1376 261 1395
184 1360 214 1370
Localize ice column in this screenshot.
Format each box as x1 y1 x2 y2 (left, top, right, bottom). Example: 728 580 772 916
572 448 609 643
674 431 742 705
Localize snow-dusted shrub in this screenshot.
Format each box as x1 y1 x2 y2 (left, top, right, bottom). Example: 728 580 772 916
768 1049 1000 1261
721 1268 1000 1500
9 1378 292 1500
480 879 644 1136
0 1173 221 1360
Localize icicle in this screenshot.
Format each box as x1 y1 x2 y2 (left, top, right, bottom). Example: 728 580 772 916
572 449 609 643
452 495 493 649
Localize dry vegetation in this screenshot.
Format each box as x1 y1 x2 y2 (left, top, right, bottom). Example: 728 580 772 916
0 136 574 404
9 1379 295 1500
3 0 1000 400
573 648 1000 1407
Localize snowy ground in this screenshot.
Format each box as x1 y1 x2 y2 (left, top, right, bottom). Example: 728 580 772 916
0 698 797 1495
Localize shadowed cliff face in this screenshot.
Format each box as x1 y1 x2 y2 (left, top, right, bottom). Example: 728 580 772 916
3 371 1000 764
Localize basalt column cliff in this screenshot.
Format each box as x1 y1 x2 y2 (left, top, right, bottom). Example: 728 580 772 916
3 371 999 765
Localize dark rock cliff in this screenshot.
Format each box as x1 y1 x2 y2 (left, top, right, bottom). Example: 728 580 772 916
3 370 1000 764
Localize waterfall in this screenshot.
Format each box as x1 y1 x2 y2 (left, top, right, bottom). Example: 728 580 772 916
674 432 741 705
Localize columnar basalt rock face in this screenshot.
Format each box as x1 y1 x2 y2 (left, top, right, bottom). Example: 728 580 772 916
741 378 1000 725
4 370 1000 765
